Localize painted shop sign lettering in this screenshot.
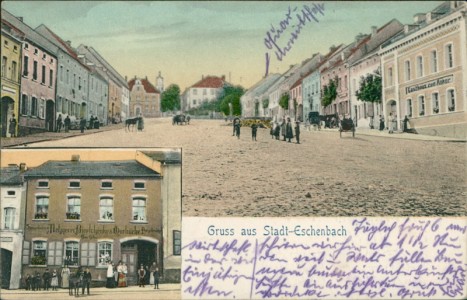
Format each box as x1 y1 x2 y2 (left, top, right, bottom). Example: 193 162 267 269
405 75 453 94
1 237 13 242
26 223 161 239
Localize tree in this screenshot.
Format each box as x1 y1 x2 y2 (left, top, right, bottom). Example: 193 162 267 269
161 84 181 112
218 84 245 116
220 95 233 116
231 95 241 116
279 93 289 110
321 77 337 107
355 72 382 103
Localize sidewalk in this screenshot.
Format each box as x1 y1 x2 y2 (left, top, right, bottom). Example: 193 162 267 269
0 284 181 300
1 123 124 148
309 127 467 142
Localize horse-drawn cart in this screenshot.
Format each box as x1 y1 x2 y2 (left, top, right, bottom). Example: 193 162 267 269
339 118 355 138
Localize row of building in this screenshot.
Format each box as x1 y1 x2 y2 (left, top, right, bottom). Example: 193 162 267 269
241 1 466 138
0 148 181 289
1 8 166 137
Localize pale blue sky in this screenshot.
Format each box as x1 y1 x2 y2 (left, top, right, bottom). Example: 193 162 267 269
3 1 443 91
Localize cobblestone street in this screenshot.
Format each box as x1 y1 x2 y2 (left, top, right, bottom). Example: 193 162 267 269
4 118 465 217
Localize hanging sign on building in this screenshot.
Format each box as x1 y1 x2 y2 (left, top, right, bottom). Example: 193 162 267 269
405 74 453 94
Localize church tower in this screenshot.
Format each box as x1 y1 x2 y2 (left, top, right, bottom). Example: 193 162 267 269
156 71 164 93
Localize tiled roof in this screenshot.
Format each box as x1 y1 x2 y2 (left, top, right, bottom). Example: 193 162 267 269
0 167 23 185
290 78 303 89
24 160 160 178
128 78 160 93
191 76 225 89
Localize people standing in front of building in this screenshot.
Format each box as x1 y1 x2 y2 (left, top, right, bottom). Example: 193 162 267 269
106 262 114 288
9 114 17 137
79 117 87 133
33 271 41 291
379 115 385 131
149 262 157 285
388 113 394 134
61 265 70 289
281 119 286 141
138 265 146 287
145 265 150 285
64 115 71 133
295 121 300 144
251 122 258 141
117 261 125 287
153 267 160 290
403 115 410 132
286 118 294 143
122 262 128 287
42 268 51 291
274 122 280 140
234 119 241 139
82 268 91 295
137 114 144 131
24 274 32 290
50 269 59 291
56 114 62 132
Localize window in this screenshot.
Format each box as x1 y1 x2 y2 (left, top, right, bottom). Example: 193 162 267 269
193 99 197 105
34 48 38 55
447 89 455 112
101 180 113 189
49 70 53 87
31 97 38 117
132 197 146 221
33 61 38 80
445 44 453 68
3 207 16 230
64 241 79 266
405 61 411 81
418 95 425 116
79 76 81 90
407 99 413 117
39 99 45 119
173 230 181 256
416 56 423 78
98 242 113 266
99 197 114 220
69 180 80 188
193 89 197 95
134 181 145 189
32 241 47 265
431 50 438 73
60 66 63 82
66 196 81 220
432 93 439 114
37 180 49 188
41 65 46 84
7 191 15 196
21 94 28 115
42 53 46 60
66 69 69 84
388 67 393 86
11 61 17 81
24 43 29 49
35 195 49 219
1 56 6 77
23 56 29 76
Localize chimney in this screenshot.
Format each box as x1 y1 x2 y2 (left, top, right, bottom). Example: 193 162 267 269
413 13 426 24
71 155 80 162
19 163 27 172
371 26 377 36
66 40 72 47
17 17 23 22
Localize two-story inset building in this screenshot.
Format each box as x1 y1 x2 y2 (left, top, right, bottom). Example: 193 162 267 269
0 148 182 287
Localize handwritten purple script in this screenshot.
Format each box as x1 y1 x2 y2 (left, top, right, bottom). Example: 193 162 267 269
182 217 467 299
264 2 325 76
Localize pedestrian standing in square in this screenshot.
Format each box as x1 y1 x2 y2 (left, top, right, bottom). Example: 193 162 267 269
153 267 160 289
138 265 146 287
82 268 91 295
42 268 51 291
251 122 258 141
295 121 301 144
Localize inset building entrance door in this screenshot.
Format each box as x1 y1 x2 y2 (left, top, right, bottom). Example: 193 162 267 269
121 240 158 286
1 248 12 289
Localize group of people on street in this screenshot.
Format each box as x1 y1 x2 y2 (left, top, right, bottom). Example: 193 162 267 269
23 265 91 295
270 117 301 144
106 261 160 289
378 113 411 133
55 114 100 133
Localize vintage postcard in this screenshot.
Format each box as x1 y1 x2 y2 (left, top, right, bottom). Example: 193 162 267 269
1 1 466 299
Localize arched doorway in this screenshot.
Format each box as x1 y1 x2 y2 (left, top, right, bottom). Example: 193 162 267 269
46 100 55 132
120 238 159 285
1 248 12 289
1 97 15 137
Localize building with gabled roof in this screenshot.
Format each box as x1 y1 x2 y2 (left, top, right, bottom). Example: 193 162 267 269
241 73 281 118
128 77 161 118
183 75 228 110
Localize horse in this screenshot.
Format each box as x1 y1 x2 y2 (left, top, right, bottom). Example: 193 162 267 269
68 273 82 297
125 117 141 132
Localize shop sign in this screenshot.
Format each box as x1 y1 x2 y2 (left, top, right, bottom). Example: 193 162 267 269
405 75 453 94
